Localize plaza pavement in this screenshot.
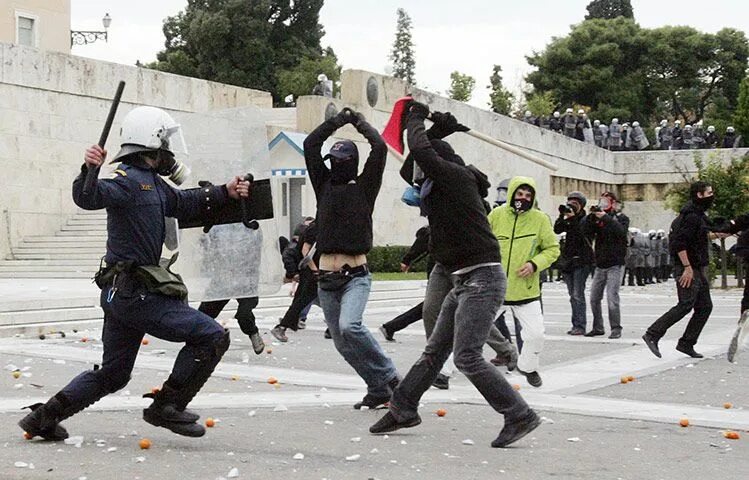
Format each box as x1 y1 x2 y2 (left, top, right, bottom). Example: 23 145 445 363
0 279 747 479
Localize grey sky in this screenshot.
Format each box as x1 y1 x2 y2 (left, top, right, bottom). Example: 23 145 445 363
70 0 749 109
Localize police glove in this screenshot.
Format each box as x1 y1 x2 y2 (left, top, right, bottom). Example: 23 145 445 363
427 111 469 139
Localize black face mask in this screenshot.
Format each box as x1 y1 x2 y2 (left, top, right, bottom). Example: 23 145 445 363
513 199 532 212
331 159 358 185
695 195 715 210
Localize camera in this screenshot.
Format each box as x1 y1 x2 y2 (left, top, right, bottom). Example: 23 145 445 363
589 205 602 213
558 203 574 215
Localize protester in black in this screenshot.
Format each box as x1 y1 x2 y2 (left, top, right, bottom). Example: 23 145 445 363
643 181 728 358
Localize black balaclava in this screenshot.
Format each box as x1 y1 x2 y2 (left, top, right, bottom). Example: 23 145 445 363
326 140 360 185
512 184 535 213
694 194 715 211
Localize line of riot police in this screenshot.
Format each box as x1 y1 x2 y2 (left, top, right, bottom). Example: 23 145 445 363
624 229 671 286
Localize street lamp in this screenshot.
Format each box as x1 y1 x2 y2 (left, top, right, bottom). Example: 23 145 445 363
70 13 112 46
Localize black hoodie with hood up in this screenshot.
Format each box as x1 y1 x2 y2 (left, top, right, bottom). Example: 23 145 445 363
401 114 500 272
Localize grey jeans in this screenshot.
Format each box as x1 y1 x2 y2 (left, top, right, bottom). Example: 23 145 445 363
389 264 529 422
423 263 515 357
589 265 623 332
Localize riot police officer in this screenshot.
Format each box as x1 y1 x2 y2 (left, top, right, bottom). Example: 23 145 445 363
18 106 250 440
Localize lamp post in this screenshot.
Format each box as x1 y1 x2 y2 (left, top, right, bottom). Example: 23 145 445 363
70 13 112 46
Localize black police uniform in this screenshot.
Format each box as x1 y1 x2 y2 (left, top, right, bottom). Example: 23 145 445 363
19 158 231 439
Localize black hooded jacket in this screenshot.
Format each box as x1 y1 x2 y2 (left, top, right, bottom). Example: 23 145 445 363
401 115 500 272
669 200 711 268
304 117 386 255
554 211 594 270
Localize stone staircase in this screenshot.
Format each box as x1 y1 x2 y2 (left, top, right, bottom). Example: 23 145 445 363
0 210 106 278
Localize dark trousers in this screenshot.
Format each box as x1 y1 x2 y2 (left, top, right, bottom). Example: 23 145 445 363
199 297 259 336
389 265 528 422
279 268 319 330
383 302 423 333
743 260 749 314
61 285 226 410
647 266 712 347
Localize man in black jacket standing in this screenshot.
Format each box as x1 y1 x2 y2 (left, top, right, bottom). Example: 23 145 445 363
583 192 629 339
369 102 538 448
555 191 594 336
643 181 727 358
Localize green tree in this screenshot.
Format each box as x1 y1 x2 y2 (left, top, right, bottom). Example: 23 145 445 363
525 91 557 118
389 8 416 85
526 19 749 125
665 153 749 288
146 0 339 104
734 77 749 142
487 65 514 115
448 71 475 102
277 47 341 101
585 0 634 20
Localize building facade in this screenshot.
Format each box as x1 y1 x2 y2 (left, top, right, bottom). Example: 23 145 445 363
0 0 70 53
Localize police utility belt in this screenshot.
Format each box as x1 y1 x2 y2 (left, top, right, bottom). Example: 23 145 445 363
94 257 188 301
317 264 369 291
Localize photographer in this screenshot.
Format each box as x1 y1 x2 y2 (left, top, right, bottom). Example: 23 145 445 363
554 192 594 336
583 192 629 339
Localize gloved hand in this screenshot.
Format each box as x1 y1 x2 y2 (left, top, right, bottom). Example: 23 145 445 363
330 108 352 128
407 100 430 120
427 111 469 139
198 180 214 188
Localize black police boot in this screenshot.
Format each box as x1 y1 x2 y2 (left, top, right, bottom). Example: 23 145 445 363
369 411 422 434
18 395 69 441
143 384 204 437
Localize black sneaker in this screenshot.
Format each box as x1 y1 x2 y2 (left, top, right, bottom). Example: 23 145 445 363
584 330 605 337
297 320 306 330
517 368 543 387
491 409 541 448
379 325 395 342
490 350 518 371
270 325 288 343
143 404 205 437
324 328 332 339
432 374 449 390
369 411 422 434
567 328 585 336
608 330 622 339
676 343 704 358
249 332 265 354
354 393 391 410
642 333 662 358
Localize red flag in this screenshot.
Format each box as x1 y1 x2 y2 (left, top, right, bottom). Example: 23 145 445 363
381 96 412 155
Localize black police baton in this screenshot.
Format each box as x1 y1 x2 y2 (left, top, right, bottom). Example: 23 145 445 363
82 81 126 196
240 173 259 230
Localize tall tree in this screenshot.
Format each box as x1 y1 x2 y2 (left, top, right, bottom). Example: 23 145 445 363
487 65 514 115
389 8 416 85
146 0 339 103
734 77 749 142
526 18 749 124
585 0 634 20
448 71 475 102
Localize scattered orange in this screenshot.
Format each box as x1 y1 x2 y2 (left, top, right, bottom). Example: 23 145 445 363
231 375 239 381
620 376 629 384
724 402 733 409
679 418 690 427
12 371 21 379
138 438 152 449
23 432 33 440
267 376 278 385
266 348 273 354
151 387 160 395
626 375 635 382
80 337 88 343
512 384 521 391
141 338 149 346
724 431 740 440
205 418 215 428
436 408 447 417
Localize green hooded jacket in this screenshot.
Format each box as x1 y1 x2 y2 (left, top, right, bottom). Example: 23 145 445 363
487 176 560 303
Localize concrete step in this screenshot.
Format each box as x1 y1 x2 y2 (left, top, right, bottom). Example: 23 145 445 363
56 230 108 237
74 211 107 217
17 241 106 249
0 271 94 279
0 265 96 273
23 236 107 243
12 246 104 254
7 249 104 260
0 259 100 266
60 224 107 232
66 218 107 226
